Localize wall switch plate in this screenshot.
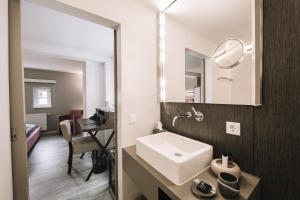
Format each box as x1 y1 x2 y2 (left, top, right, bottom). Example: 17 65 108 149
129 114 137 124
226 121 240 136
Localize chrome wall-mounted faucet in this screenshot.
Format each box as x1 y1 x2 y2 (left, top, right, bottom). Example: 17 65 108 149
172 111 192 127
191 107 204 121
172 107 204 127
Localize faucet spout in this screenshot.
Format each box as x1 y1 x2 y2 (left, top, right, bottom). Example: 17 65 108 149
171 108 203 127
172 115 184 127
172 111 191 127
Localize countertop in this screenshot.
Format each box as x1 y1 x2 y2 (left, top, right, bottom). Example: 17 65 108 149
123 145 260 200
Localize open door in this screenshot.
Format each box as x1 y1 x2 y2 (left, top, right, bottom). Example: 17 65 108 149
9 0 29 199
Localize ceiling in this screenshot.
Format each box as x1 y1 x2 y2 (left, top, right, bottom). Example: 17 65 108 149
142 0 252 44
23 51 84 74
139 0 176 11
21 0 114 73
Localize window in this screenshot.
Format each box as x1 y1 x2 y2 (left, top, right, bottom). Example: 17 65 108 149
33 87 52 108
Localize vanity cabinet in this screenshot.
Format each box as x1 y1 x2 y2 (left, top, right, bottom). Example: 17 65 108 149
123 146 260 200
158 189 172 200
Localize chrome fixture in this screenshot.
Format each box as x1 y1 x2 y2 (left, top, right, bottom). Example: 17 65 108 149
172 111 192 127
212 38 246 69
191 107 204 122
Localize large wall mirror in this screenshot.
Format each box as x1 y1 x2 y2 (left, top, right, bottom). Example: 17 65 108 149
160 0 262 105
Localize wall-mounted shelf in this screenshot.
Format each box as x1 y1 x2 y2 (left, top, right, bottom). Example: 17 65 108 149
24 78 56 84
217 77 233 82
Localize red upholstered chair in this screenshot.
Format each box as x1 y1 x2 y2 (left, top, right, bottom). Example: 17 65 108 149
58 110 83 135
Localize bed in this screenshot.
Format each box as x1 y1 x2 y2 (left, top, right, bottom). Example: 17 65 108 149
26 124 41 153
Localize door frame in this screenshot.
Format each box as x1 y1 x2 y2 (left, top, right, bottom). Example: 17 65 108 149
9 0 122 199
9 0 29 199
0 0 13 199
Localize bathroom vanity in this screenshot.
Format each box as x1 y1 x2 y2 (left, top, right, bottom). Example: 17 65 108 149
123 146 260 200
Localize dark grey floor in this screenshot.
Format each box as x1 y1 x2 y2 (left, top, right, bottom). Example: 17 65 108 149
28 135 113 200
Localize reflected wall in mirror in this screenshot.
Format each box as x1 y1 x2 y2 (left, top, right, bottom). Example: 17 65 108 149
161 0 262 105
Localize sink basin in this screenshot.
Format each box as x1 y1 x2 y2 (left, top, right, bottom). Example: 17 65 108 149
136 132 213 185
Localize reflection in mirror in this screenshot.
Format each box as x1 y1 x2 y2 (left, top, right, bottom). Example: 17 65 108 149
161 0 262 105
213 39 245 69
185 50 205 103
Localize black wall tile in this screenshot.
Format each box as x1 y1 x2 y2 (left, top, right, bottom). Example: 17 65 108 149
253 0 300 199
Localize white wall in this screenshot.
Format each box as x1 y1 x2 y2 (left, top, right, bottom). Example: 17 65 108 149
104 58 115 111
230 55 254 105
164 15 216 102
0 0 14 199
205 58 232 104
53 1 159 199
205 54 254 105
83 61 106 117
23 50 84 74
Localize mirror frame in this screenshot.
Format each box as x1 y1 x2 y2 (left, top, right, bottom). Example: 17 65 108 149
159 0 263 106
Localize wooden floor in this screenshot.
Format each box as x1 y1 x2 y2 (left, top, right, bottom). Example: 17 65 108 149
28 135 113 200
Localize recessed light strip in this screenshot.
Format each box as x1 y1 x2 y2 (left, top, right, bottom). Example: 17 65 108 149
159 12 166 102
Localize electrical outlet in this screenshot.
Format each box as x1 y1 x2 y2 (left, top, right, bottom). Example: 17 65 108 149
129 114 137 124
226 121 240 136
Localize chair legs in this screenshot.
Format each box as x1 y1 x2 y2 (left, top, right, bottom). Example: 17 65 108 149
85 165 94 181
68 142 73 174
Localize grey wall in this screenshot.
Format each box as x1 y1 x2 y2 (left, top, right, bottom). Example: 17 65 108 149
24 69 83 131
161 0 300 199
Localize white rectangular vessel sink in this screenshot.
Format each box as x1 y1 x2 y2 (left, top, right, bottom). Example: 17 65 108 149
136 132 213 185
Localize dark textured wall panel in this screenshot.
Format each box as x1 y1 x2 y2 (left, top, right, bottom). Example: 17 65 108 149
161 1 300 199
253 0 300 199
161 103 254 173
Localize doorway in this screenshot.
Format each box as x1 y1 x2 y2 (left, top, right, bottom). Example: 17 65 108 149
9 0 120 199
185 49 206 103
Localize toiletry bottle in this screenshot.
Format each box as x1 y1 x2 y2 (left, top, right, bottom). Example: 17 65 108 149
222 153 228 168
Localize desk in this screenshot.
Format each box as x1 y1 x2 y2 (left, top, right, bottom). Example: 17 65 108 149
77 118 115 181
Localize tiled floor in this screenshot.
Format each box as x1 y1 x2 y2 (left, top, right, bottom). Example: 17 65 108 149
28 135 113 200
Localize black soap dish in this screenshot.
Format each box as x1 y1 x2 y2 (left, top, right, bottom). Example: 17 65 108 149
191 179 217 199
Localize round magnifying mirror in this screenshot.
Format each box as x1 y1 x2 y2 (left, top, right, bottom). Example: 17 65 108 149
212 39 245 69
